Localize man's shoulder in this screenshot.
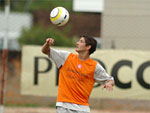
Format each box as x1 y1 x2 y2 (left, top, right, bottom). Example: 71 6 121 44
90 58 98 64
69 53 77 56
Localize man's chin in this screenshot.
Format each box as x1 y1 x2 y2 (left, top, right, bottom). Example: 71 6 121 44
75 49 79 53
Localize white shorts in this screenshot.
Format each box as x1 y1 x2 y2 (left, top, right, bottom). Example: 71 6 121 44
56 106 90 113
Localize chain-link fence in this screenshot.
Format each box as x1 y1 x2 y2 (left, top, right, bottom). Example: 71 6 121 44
0 0 101 110
0 0 101 51
1 0 150 51
1 0 150 112
0 0 74 51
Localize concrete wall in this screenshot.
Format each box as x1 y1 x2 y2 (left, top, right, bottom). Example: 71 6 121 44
101 0 150 49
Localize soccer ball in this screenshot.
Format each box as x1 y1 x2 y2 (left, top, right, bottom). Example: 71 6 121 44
50 7 69 26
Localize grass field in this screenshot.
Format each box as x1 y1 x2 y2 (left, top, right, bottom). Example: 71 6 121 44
4 107 149 113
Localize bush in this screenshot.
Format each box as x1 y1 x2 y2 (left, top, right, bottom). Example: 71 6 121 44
10 0 73 12
18 25 75 47
30 0 73 12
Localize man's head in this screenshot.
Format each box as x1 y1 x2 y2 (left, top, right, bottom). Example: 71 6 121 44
76 35 97 55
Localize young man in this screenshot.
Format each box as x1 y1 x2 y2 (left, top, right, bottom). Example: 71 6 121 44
41 35 114 113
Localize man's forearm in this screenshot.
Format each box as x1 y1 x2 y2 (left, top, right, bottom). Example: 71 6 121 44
41 42 50 55
41 38 54 56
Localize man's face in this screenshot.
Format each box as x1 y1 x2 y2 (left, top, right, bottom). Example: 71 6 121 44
76 37 90 53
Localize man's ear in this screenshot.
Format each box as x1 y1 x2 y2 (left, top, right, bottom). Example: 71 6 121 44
86 45 91 50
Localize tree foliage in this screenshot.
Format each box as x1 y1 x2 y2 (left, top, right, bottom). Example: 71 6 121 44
18 25 75 47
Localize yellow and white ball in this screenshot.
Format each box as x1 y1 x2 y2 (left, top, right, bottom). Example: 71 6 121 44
50 7 69 26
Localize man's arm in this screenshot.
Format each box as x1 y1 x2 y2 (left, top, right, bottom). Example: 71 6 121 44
94 63 115 91
41 38 70 68
41 38 54 56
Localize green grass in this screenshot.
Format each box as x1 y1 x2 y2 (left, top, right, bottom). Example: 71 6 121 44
49 103 56 108
5 103 56 108
5 103 40 108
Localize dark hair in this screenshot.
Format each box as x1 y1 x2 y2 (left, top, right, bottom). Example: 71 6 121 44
82 35 97 55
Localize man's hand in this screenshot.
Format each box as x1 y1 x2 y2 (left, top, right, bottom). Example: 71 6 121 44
102 80 114 91
41 38 54 56
46 38 54 46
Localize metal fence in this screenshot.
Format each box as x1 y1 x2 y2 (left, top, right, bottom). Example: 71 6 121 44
0 0 73 51
0 0 150 112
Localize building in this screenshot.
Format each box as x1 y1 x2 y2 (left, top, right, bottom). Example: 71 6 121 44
101 0 150 50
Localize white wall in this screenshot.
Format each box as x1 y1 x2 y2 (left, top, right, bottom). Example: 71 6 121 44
73 0 104 13
0 12 33 50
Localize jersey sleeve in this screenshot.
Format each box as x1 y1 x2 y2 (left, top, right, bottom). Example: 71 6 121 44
94 63 114 85
49 48 70 68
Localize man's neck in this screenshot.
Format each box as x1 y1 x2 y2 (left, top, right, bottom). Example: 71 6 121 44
78 52 90 60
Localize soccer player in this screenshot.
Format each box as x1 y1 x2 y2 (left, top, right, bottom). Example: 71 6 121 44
41 35 114 113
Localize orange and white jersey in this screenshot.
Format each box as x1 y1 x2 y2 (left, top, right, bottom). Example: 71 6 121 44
49 48 113 112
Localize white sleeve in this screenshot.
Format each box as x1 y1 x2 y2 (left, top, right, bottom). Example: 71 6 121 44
94 63 114 85
49 48 70 68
